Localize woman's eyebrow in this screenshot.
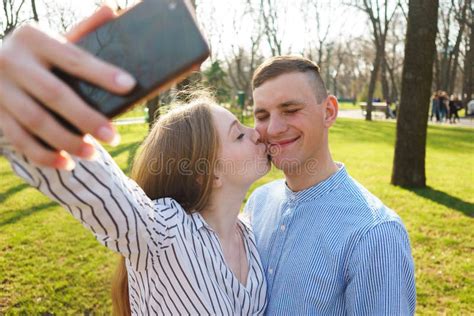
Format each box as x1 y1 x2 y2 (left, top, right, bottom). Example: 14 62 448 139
228 120 238 136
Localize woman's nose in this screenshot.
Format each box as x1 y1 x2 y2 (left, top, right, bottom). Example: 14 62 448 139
252 128 262 145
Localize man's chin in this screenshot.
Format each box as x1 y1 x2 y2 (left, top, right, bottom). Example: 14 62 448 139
270 155 302 171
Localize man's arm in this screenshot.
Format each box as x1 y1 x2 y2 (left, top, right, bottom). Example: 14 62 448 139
345 221 416 315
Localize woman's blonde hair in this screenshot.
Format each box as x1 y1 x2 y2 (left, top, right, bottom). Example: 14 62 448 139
111 97 220 315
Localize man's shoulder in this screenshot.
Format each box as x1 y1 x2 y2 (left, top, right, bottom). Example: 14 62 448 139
249 178 286 199
245 179 286 214
337 175 404 228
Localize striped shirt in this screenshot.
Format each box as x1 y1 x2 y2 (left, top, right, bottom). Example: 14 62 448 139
244 163 416 315
2 139 267 315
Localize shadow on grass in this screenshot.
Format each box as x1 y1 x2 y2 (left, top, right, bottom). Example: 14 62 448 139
410 186 474 217
125 142 141 174
108 142 140 158
0 183 29 204
107 141 141 176
0 201 57 227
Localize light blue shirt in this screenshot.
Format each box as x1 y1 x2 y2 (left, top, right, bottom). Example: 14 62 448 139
244 163 416 315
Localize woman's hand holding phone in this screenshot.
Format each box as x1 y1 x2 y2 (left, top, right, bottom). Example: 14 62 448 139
0 6 135 170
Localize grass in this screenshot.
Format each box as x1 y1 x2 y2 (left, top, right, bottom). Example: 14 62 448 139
1 118 473 314
338 101 359 110
114 103 147 120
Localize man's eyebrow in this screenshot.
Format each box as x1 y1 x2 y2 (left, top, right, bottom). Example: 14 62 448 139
228 120 238 135
279 100 304 108
254 100 305 116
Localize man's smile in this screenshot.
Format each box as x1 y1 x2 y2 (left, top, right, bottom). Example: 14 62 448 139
268 136 301 153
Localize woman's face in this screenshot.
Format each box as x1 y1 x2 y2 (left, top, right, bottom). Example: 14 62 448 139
211 105 270 188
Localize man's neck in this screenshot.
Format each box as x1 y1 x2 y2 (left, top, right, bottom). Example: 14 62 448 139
285 155 339 192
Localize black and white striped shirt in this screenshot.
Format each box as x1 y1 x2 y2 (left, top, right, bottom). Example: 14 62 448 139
2 139 267 315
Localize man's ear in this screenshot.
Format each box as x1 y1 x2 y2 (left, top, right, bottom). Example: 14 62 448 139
324 95 338 127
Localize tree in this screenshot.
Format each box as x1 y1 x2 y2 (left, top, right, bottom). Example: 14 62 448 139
463 23 473 110
352 0 398 120
30 0 38 21
202 60 231 103
44 1 79 33
434 0 469 95
1 0 38 39
260 0 283 56
391 0 438 187
300 0 333 66
457 0 473 110
383 13 406 103
223 0 264 103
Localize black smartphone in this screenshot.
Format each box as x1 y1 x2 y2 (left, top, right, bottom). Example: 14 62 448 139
50 0 209 133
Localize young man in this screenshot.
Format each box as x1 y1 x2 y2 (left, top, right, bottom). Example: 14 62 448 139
244 56 416 315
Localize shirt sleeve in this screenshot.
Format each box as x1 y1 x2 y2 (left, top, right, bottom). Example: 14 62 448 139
345 220 416 315
1 134 180 271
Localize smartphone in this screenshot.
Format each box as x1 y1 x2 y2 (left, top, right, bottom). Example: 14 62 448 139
50 0 209 133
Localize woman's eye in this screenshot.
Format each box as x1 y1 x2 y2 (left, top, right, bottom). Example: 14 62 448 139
237 133 245 140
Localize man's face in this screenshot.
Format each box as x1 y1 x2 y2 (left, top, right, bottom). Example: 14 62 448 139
253 72 334 173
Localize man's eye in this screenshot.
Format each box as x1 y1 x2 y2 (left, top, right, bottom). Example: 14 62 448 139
285 109 299 114
237 133 245 140
256 116 268 121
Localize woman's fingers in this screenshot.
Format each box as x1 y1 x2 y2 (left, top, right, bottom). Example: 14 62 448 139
66 6 117 43
13 24 136 95
8 60 119 145
0 80 97 159
0 108 75 170
0 7 133 165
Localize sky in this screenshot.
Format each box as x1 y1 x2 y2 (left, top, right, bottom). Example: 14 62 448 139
28 0 372 60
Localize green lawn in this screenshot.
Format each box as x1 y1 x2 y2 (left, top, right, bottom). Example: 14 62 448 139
114 103 147 120
338 101 359 110
0 118 473 314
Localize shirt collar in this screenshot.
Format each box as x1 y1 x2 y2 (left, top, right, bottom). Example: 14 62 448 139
191 212 209 231
284 162 348 204
191 212 251 237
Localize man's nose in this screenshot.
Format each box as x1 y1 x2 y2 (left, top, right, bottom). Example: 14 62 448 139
267 116 287 136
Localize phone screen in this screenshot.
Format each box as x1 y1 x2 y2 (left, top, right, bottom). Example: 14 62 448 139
54 0 209 118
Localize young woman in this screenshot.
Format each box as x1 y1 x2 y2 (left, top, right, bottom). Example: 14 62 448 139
1 98 270 315
0 6 270 315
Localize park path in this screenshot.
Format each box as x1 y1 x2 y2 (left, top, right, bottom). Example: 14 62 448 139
112 110 474 128
337 109 474 128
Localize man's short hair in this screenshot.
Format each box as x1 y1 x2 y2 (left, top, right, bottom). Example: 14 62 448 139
252 55 328 103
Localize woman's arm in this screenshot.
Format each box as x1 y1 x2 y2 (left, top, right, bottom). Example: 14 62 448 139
0 7 135 169
1 136 180 271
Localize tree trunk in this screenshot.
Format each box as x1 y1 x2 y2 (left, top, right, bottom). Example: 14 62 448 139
462 22 474 111
391 0 438 187
31 0 39 21
381 56 390 102
146 96 161 129
447 23 465 95
386 62 399 102
366 48 382 121
433 50 441 90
